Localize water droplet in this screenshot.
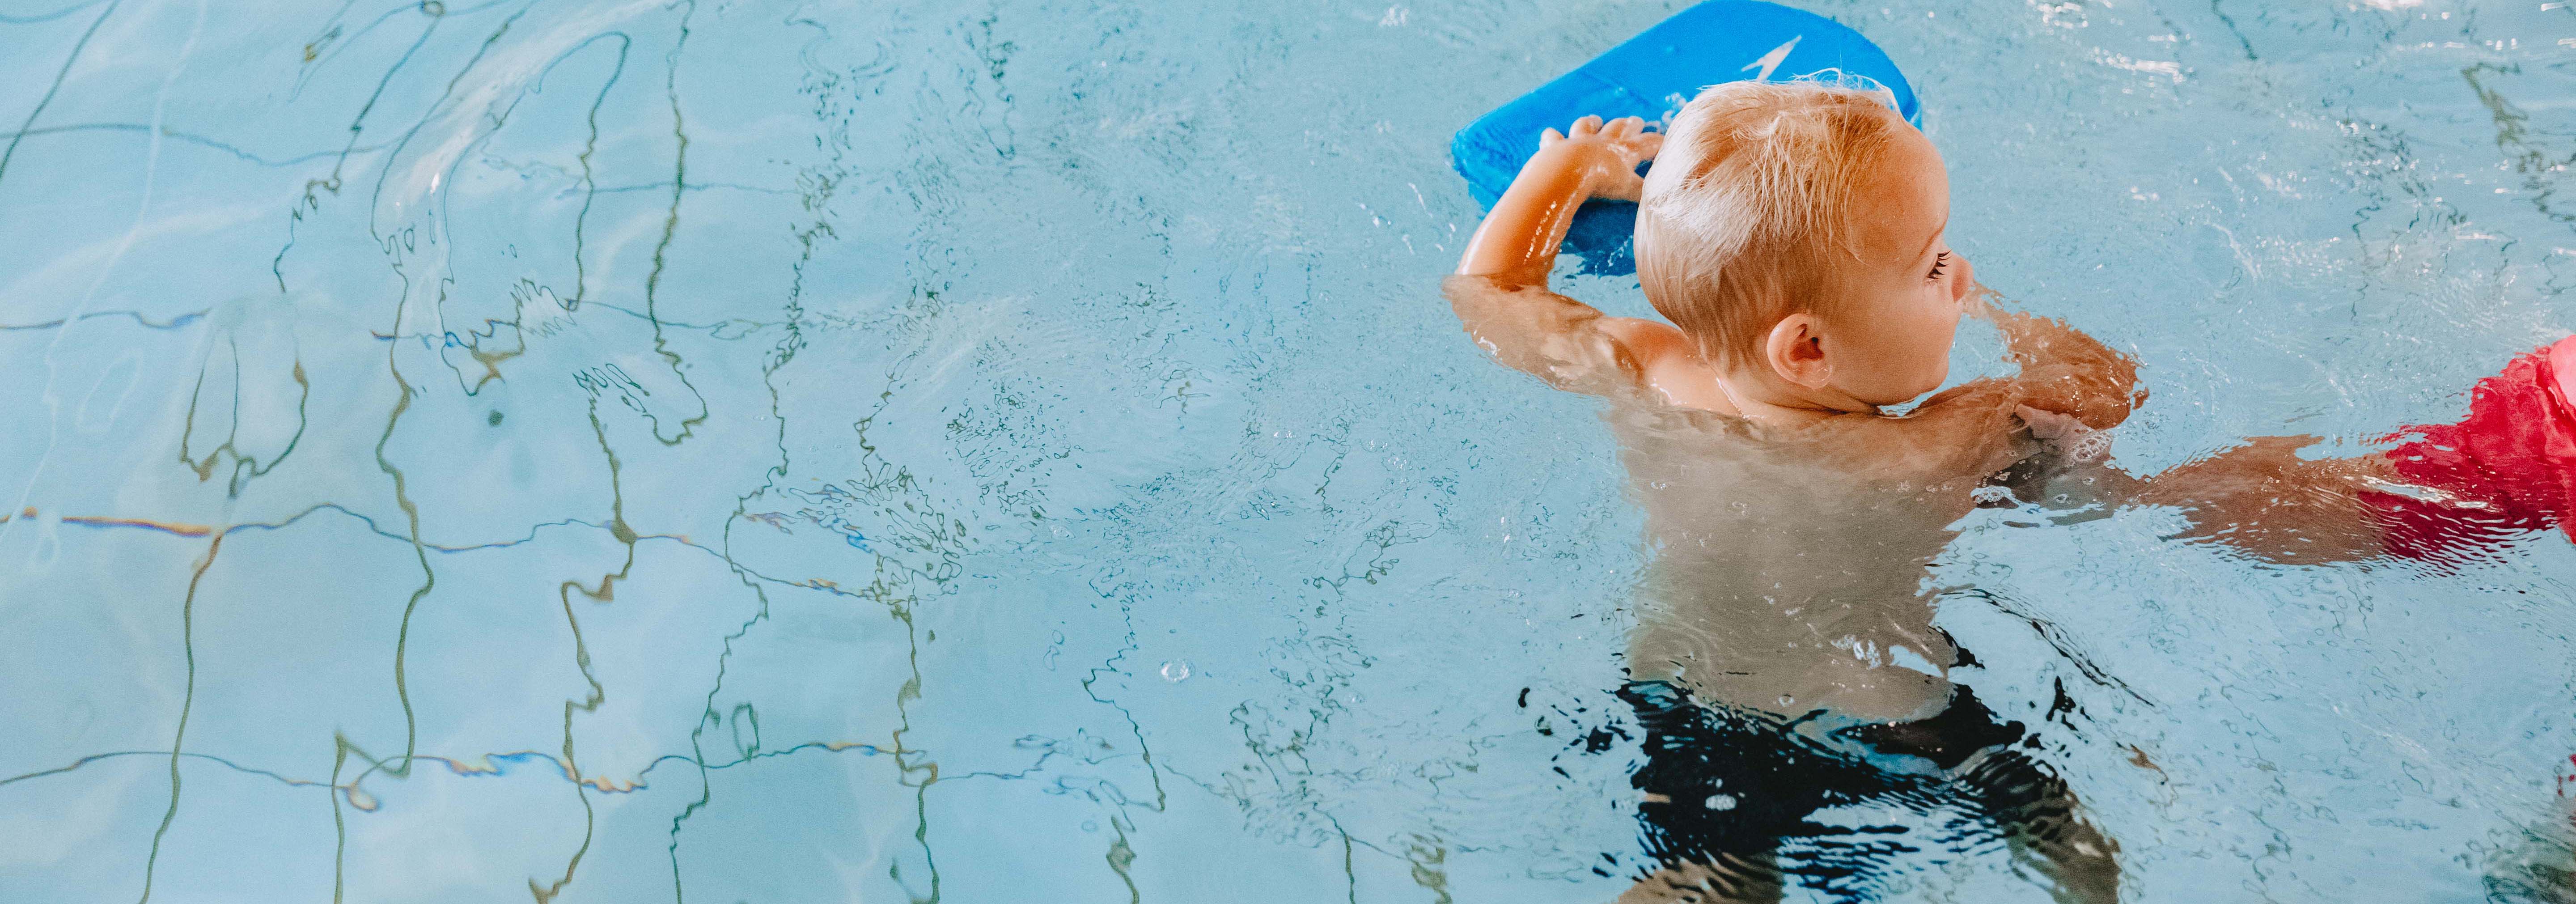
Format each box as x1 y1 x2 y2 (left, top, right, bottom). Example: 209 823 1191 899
1776 694 1795 707
1704 794 1737 810
1159 661 1191 682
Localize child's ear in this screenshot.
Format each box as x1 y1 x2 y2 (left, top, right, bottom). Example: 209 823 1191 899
1764 314 1833 389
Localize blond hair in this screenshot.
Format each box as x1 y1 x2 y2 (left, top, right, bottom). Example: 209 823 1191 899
1636 79 1911 365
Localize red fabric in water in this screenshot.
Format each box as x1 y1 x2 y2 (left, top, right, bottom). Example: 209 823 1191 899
2365 336 2576 560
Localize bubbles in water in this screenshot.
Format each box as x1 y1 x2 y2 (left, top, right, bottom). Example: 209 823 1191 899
1704 794 1737 811
1159 660 1192 682
2069 430 2113 462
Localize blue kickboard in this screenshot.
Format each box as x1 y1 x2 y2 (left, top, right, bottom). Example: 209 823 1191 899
1452 0 1918 276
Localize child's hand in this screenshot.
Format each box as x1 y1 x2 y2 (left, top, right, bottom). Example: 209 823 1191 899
1456 115 1660 286
1539 115 1662 202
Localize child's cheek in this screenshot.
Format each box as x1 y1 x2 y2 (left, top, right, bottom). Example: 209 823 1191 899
1923 303 1962 390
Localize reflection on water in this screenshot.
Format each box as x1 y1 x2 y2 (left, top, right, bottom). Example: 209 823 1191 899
3 0 2576 901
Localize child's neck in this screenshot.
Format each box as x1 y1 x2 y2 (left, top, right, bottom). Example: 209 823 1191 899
1712 368 1879 423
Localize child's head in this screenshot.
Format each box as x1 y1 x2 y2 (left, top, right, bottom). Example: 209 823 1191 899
1637 79 1972 408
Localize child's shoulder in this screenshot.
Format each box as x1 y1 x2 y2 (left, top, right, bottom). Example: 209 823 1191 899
1593 318 1736 413
1868 380 2048 477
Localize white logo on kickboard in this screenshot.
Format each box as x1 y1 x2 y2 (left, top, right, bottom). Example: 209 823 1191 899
1742 35 1803 81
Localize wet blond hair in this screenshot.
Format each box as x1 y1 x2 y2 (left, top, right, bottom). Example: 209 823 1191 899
1636 78 1911 366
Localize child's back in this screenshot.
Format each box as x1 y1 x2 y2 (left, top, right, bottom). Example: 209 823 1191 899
1614 401 2004 723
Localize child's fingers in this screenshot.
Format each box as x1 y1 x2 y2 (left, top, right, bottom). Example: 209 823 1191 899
1540 127 1564 146
1572 114 1604 135
1607 116 1644 139
1634 132 1665 158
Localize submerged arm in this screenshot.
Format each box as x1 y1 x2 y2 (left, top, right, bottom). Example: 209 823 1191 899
2130 436 2393 564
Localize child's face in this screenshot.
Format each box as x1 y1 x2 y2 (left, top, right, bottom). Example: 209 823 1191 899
1820 126 1970 407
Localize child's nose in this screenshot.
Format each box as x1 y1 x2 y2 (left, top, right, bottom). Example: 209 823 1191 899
1949 255 1975 303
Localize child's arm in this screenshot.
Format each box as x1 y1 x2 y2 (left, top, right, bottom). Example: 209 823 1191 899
1447 116 1668 395
1456 115 1659 286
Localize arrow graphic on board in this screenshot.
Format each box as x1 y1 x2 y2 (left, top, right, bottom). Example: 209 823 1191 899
1742 35 1803 81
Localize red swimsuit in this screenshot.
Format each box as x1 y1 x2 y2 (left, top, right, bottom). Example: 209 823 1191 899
2365 336 2576 560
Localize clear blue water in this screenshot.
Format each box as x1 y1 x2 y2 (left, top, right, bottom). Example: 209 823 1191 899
5 0 2576 901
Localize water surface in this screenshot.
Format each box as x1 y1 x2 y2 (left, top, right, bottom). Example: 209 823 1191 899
5 0 2576 900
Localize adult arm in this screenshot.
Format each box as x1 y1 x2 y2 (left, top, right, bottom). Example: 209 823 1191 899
1972 286 2144 431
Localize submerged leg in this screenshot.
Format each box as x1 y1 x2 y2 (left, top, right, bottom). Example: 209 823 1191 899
1954 748 2121 904
1618 682 1891 904
1615 853 1785 904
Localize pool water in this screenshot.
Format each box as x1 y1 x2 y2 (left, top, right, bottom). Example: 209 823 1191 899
5 0 2576 901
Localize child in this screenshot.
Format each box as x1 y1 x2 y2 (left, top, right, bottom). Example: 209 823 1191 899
1447 82 2131 901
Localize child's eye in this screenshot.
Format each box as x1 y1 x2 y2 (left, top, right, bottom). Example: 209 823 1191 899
1927 251 1950 282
